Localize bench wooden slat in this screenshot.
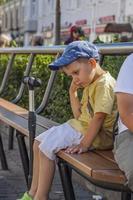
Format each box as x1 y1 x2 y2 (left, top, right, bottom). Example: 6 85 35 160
58 150 126 184
0 98 27 114
0 98 58 129
36 115 59 129
94 150 116 163
0 106 28 136
58 150 119 175
92 169 126 184
0 106 46 137
20 114 59 129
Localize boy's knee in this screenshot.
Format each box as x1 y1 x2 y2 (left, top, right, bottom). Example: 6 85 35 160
39 140 56 160
41 141 53 154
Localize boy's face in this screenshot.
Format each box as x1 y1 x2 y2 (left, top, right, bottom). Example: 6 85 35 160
62 58 96 88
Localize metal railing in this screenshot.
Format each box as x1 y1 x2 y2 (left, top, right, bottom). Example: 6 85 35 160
1 42 133 55
0 42 133 114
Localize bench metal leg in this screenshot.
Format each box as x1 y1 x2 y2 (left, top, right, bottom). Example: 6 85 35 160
0 133 8 170
121 191 131 200
57 159 76 200
16 131 29 187
8 126 14 150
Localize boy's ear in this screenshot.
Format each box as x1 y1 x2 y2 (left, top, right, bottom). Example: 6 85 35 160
88 58 97 68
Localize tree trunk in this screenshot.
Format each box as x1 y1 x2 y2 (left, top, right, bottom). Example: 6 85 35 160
55 0 61 45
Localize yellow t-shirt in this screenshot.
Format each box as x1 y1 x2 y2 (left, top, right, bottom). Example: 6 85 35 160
68 72 117 150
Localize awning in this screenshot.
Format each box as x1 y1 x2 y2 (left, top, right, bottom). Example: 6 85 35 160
104 23 133 33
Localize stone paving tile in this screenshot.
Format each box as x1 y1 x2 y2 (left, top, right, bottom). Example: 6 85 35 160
0 126 94 200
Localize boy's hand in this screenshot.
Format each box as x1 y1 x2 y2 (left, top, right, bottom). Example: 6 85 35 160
69 79 82 119
65 143 89 154
69 79 81 94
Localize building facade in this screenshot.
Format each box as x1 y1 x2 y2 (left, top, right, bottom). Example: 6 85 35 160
0 0 38 46
0 0 133 46
0 0 25 43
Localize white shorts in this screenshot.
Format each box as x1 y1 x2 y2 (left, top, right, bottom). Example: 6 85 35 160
35 123 83 160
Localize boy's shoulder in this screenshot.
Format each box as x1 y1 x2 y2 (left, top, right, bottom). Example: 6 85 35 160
97 72 116 86
83 72 115 94
92 71 116 87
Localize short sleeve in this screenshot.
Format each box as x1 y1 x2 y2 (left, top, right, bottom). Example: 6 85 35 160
94 84 115 114
115 54 133 95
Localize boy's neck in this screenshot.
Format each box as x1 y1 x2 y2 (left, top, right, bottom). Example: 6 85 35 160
93 65 106 82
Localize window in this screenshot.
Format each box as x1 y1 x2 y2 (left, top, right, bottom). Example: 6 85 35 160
16 8 18 29
5 13 8 29
10 10 13 29
22 6 24 23
31 0 37 18
67 0 76 9
51 0 54 10
77 0 80 8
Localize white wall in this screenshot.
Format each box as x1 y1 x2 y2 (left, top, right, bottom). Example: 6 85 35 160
1 0 133 45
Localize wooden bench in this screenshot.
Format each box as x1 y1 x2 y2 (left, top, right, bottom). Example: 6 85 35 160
57 151 131 199
0 98 132 200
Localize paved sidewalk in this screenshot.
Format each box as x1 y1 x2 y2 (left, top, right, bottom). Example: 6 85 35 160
0 125 95 200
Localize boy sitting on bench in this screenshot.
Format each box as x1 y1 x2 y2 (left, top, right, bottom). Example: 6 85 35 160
18 41 117 200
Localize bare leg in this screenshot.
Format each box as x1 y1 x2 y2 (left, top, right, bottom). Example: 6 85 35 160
34 151 55 200
28 140 40 197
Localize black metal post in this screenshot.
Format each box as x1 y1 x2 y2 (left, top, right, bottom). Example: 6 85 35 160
23 76 41 189
16 131 29 186
55 0 61 45
28 104 36 189
8 126 14 150
121 191 131 200
57 159 76 200
0 133 8 170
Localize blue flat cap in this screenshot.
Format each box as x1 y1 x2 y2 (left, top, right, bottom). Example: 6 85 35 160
49 41 99 70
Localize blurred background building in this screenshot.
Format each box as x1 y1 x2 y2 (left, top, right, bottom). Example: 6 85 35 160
0 0 133 46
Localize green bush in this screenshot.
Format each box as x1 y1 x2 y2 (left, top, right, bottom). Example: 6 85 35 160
0 53 126 123
0 54 28 99
102 55 126 78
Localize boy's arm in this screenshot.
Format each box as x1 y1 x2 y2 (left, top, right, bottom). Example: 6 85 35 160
117 93 133 132
69 80 81 119
80 112 106 148
65 112 106 154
